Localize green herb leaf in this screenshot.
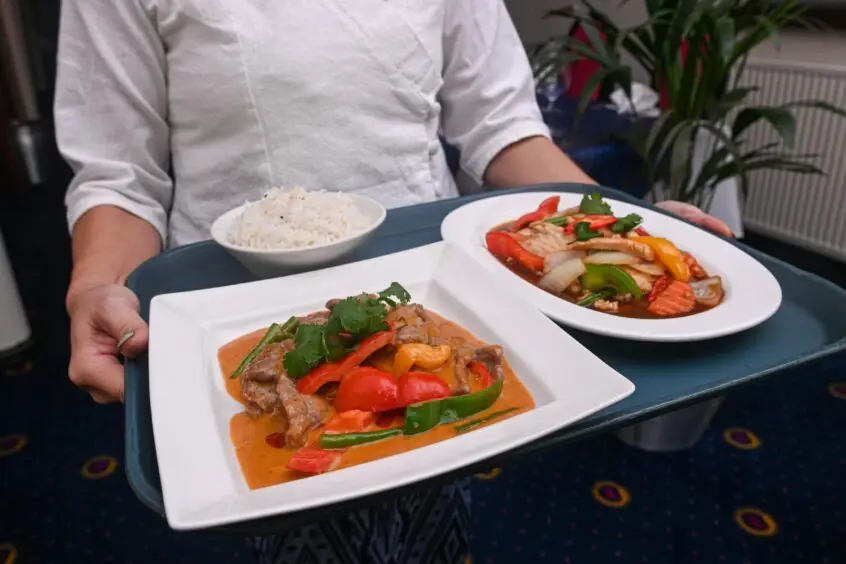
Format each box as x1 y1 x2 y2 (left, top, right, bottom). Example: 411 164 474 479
283 324 327 379
577 288 616 307
378 282 411 307
284 284 413 378
579 192 612 215
327 297 387 337
574 222 603 241
611 213 643 233
546 216 569 227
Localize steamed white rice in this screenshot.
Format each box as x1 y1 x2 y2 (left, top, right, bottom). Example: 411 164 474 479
228 187 371 250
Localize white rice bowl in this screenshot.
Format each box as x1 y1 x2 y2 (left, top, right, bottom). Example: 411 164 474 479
228 187 373 250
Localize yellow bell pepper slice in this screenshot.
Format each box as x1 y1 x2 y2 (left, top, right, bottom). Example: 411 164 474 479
392 344 451 376
629 236 691 282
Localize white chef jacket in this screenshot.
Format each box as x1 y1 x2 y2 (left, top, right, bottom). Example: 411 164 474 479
55 0 549 248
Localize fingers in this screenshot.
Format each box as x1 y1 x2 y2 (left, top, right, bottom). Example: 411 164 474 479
91 291 149 358
699 215 734 238
70 351 126 404
67 285 146 404
655 200 734 238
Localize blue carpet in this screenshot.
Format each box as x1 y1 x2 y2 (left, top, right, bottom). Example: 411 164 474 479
1 185 845 564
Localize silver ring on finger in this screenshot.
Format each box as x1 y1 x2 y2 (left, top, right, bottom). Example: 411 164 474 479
115 330 135 356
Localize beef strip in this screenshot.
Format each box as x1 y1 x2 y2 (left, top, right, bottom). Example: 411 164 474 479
276 376 329 448
451 344 505 395
298 310 330 326
241 340 295 414
325 293 378 310
388 304 438 345
452 345 476 395
239 324 329 447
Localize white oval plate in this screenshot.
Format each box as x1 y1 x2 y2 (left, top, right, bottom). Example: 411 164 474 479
441 191 782 342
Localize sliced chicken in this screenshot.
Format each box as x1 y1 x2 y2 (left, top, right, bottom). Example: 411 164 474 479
629 262 666 277
620 266 657 294
592 299 619 313
515 222 576 256
568 238 655 261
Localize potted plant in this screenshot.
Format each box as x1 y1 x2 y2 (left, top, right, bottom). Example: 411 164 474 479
528 0 845 213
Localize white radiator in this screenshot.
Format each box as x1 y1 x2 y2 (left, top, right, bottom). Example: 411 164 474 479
738 58 846 261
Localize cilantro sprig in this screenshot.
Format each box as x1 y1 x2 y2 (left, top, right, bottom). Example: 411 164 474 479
283 282 411 379
611 213 643 234
579 192 612 215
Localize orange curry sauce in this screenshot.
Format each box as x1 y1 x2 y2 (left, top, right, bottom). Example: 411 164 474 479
218 311 535 490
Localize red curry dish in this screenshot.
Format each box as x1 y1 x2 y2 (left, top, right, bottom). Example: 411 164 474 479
219 283 534 489
485 193 725 319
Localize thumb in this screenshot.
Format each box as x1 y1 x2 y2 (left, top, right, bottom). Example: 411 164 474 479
93 298 149 358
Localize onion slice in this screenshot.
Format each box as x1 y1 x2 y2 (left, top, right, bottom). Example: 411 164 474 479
690 276 725 307
539 258 587 295
544 250 586 273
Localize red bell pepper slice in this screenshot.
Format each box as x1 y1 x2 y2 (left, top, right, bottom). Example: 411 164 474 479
485 232 545 272
537 195 560 215
634 227 650 237
297 362 342 394
334 367 400 413
511 211 545 232
397 372 452 406
511 196 561 231
336 330 394 380
287 448 344 474
563 215 617 233
468 361 493 388
296 330 394 394
323 410 374 434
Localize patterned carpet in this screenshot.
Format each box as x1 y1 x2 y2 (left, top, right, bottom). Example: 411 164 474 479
1 178 845 563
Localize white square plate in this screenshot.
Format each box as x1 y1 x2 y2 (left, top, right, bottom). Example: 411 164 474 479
149 242 635 530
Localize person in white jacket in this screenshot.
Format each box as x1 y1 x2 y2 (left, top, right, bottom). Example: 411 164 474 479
56 1 732 562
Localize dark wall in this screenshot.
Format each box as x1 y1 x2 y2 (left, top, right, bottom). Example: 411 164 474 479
22 0 61 118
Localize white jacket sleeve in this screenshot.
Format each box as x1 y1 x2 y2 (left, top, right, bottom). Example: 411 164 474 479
55 0 171 243
439 1 551 185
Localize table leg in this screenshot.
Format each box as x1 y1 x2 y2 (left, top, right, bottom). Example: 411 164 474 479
615 397 724 453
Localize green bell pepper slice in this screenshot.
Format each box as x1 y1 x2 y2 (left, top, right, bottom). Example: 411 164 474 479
579 264 643 300
229 316 299 379
404 380 504 436
319 428 403 449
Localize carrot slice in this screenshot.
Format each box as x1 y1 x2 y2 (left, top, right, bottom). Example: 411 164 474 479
647 280 696 316
323 410 375 434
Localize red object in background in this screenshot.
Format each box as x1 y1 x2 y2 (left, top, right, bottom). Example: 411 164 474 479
566 24 607 101
658 40 691 109
565 21 696 111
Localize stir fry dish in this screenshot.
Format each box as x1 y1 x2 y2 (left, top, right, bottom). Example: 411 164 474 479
218 283 534 489
485 193 725 319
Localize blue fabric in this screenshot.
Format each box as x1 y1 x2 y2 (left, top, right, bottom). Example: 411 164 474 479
249 480 471 564
440 97 650 198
